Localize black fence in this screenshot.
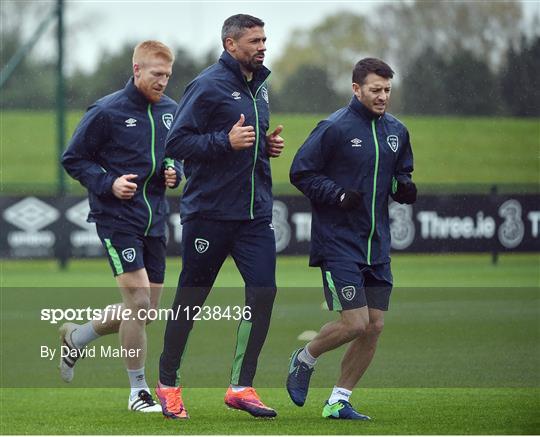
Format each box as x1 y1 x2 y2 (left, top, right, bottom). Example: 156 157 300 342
0 194 539 260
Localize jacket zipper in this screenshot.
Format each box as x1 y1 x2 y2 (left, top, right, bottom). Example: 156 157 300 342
367 119 380 265
143 104 156 236
245 79 268 219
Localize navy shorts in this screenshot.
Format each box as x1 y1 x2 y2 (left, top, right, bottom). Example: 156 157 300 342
321 261 393 311
179 217 276 288
96 225 166 284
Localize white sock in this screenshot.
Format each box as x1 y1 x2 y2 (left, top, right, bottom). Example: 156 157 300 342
231 385 248 393
298 345 317 368
71 322 100 348
128 367 149 399
328 386 352 404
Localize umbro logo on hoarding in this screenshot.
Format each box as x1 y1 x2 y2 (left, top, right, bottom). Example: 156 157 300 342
3 197 59 231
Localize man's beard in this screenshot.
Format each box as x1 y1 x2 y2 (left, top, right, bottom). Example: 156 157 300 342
242 56 264 72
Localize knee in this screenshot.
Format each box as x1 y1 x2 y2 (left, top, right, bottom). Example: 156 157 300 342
366 319 384 340
365 320 384 348
342 320 368 341
129 292 151 316
145 301 160 325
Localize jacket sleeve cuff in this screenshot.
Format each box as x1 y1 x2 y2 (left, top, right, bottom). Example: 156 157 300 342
98 173 116 197
333 187 345 205
214 131 233 153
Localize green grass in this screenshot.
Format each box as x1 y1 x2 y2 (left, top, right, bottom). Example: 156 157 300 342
1 111 539 194
1 254 538 288
1 254 539 434
2 388 538 434
1 110 84 194
402 116 540 188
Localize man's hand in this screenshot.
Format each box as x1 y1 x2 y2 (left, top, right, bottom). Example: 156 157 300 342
228 114 255 150
339 190 363 211
391 181 417 204
164 167 177 188
112 174 138 200
266 125 284 158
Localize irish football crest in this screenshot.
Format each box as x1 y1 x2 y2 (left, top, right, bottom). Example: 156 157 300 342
122 248 136 263
162 113 173 130
194 238 209 254
386 135 399 152
261 86 269 104
341 286 356 301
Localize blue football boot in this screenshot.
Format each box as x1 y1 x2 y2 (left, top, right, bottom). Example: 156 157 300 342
322 400 371 420
286 348 314 406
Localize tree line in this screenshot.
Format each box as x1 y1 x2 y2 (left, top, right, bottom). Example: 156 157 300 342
1 1 538 116
270 1 539 116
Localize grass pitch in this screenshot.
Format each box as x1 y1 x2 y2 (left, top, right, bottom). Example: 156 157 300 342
3 388 538 434
1 254 539 434
1 111 539 193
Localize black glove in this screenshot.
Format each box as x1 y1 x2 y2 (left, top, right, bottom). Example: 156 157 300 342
391 181 417 204
339 190 363 210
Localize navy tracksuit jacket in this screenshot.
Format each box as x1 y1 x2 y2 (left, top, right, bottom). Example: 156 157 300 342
165 51 273 223
62 78 180 237
290 97 414 267
159 51 276 387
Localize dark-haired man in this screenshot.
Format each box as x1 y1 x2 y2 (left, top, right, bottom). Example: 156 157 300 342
287 58 416 420
156 14 284 419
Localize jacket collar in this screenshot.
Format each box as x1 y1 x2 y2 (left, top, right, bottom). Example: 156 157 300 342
219 51 271 90
124 77 150 106
348 96 381 121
